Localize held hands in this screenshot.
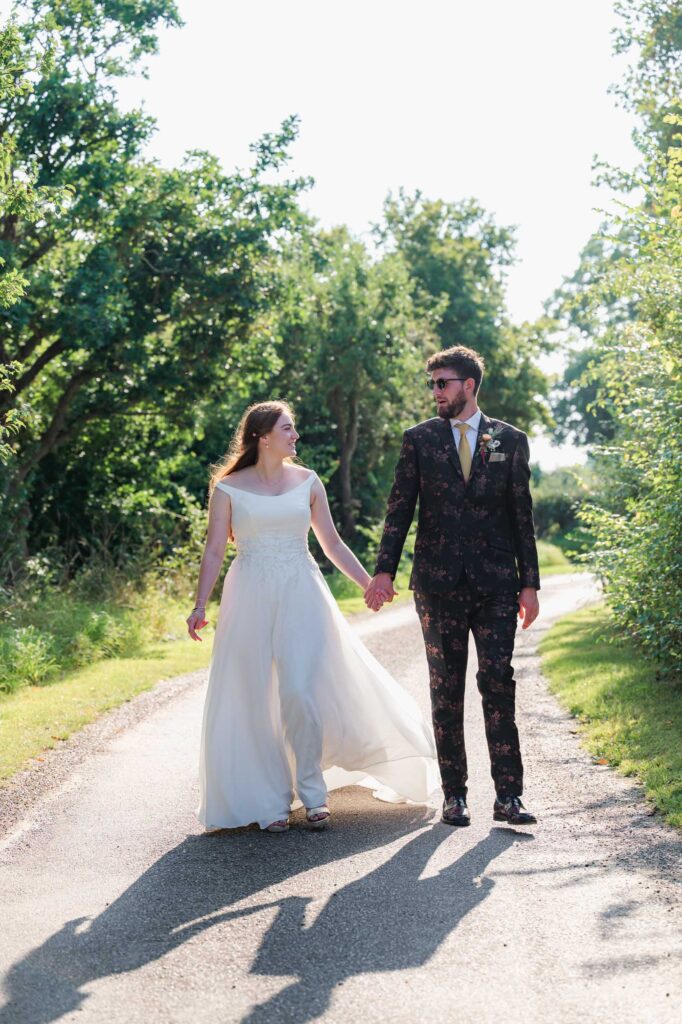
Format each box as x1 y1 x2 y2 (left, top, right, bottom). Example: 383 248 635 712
186 606 209 641
518 587 540 630
364 573 398 613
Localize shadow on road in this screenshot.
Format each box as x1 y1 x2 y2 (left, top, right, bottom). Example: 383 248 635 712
243 823 530 1023
0 796 530 1023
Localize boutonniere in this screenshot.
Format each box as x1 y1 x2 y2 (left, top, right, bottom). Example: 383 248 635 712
478 425 504 464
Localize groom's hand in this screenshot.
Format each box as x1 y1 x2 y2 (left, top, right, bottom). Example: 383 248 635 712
364 573 398 612
518 587 540 629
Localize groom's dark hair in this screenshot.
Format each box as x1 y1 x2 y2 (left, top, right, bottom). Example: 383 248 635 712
426 345 485 394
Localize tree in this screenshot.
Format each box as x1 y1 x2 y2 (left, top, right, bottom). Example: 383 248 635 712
611 0 682 154
267 227 437 538
0 0 309 569
547 226 642 446
549 3 682 452
531 464 595 541
0 16 71 463
549 345 617 447
570 0 682 678
376 190 551 432
1 144 306 485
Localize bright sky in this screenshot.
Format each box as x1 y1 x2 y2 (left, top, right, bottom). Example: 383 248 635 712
5 0 641 466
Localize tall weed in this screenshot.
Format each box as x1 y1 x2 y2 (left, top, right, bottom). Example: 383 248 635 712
0 554 188 695
0 627 57 693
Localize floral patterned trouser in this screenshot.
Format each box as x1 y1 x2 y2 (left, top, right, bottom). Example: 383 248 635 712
414 580 524 800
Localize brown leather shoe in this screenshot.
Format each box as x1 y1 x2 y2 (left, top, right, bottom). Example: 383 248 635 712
441 796 471 826
493 795 537 825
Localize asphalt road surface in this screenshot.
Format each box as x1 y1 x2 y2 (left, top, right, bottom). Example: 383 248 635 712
1 573 680 1024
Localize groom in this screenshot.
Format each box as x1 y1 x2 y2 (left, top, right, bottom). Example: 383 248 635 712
365 345 540 827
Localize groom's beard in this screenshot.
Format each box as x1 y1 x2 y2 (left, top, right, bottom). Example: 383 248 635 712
436 393 467 420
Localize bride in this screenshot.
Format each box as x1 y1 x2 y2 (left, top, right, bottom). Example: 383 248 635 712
187 400 438 833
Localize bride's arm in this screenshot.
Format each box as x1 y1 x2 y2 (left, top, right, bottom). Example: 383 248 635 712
186 488 231 641
310 476 371 591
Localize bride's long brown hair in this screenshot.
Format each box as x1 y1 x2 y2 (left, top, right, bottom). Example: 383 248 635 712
209 400 296 494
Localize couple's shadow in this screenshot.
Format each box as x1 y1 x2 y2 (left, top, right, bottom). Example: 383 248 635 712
244 815 530 1022
1 792 531 1024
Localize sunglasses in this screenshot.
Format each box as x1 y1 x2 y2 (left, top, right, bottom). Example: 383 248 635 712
427 377 469 391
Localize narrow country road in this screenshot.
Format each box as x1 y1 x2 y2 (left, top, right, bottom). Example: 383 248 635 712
1 574 680 1024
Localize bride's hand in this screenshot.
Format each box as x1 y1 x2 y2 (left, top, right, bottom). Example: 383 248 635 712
364 573 397 612
186 607 209 641
364 585 391 613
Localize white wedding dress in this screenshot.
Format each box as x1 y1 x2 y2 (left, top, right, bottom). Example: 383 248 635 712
197 470 439 831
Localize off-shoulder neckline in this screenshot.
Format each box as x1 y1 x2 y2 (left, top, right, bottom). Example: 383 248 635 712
215 471 316 498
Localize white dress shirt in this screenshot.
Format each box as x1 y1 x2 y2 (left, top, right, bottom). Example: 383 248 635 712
450 410 481 458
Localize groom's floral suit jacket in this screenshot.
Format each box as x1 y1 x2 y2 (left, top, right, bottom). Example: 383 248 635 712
374 413 541 595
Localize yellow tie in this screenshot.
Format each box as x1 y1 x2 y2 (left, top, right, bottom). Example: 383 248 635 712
456 422 472 481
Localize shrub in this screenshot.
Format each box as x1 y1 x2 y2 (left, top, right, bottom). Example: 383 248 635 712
531 465 595 540
0 553 187 693
536 540 570 569
0 626 57 693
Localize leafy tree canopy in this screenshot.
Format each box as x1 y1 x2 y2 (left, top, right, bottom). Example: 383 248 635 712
377 191 551 432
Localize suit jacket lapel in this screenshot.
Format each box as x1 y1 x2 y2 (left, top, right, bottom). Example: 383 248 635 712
436 417 464 482
466 412 494 485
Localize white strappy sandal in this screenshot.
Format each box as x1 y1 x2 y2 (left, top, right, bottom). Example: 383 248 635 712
264 818 290 833
306 805 330 829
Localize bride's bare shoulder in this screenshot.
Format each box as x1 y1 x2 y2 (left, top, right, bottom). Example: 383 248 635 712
287 465 316 483
223 468 256 485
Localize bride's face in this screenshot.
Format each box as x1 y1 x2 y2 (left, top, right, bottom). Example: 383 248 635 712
264 414 299 459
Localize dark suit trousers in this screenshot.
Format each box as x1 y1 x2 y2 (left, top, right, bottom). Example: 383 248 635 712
414 578 524 799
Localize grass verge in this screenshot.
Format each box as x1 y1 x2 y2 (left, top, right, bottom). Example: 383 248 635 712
539 603 682 828
536 539 575 575
0 608 214 782
330 566 413 616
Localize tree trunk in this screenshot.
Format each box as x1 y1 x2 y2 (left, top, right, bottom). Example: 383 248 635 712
4 365 98 500
337 394 359 540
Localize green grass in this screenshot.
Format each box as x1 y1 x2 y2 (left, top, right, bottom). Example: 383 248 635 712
539 563 579 577
0 580 201 695
0 574 217 782
329 566 413 616
0 620 214 782
536 539 575 575
539 603 682 828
